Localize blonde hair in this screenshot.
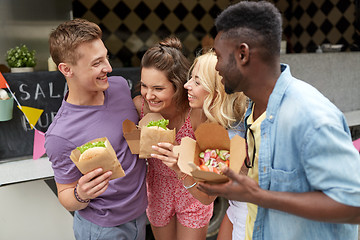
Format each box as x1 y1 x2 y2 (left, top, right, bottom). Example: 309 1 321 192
189 50 247 129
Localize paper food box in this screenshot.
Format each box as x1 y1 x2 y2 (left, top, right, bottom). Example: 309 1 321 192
123 113 176 158
70 137 125 180
175 122 246 184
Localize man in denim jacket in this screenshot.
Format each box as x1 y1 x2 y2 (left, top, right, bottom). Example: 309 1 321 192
198 1 360 239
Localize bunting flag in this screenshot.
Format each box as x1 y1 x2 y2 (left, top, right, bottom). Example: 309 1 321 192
33 129 46 160
354 138 360 152
17 105 44 130
0 72 9 89
1 72 46 160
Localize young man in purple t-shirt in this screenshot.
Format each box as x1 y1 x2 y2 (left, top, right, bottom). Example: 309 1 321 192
45 19 147 240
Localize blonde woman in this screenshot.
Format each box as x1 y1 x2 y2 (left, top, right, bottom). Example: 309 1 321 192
152 50 248 240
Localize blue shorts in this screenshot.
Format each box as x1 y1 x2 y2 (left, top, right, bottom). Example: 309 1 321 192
73 211 146 240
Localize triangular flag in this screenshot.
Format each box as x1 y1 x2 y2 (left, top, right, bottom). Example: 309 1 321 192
17 106 44 129
353 138 360 152
0 72 9 89
33 129 46 160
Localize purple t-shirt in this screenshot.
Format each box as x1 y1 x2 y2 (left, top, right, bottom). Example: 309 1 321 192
45 76 147 227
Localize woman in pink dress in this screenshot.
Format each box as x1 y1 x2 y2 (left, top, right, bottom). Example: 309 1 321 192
133 37 214 240
151 50 248 240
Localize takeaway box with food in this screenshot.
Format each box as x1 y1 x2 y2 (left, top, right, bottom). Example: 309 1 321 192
122 113 176 158
175 122 246 184
70 137 125 180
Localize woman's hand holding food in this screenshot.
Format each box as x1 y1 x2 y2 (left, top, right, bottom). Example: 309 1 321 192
151 142 216 205
151 142 182 175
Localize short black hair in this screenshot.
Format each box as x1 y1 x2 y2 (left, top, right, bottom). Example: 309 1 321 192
215 1 282 57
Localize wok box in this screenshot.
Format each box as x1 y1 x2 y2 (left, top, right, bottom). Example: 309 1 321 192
122 113 176 158
174 122 246 184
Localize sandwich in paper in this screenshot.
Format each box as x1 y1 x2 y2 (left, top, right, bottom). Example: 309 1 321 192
70 137 125 180
123 113 176 158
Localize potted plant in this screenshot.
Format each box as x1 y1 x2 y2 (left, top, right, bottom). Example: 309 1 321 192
5 44 36 73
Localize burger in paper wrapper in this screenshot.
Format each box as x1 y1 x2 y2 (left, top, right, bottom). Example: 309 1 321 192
122 113 176 158
139 119 175 158
70 137 125 180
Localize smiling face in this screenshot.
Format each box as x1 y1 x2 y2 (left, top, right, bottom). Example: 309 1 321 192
214 32 244 94
66 38 112 101
140 67 176 113
184 62 209 109
72 39 112 90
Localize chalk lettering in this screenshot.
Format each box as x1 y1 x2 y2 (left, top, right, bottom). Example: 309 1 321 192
64 82 68 96
49 82 61 98
35 83 46 100
38 113 49 128
19 84 31 101
20 115 31 131
37 111 58 128
51 111 57 120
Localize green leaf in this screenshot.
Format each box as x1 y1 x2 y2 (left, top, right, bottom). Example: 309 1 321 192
5 44 36 68
146 119 169 130
77 141 106 154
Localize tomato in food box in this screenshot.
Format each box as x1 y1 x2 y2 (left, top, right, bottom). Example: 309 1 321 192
175 122 246 184
198 148 230 173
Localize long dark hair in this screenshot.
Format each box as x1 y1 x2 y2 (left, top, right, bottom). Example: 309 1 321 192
141 37 191 112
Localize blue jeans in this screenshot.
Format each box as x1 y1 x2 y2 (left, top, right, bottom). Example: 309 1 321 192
73 211 146 240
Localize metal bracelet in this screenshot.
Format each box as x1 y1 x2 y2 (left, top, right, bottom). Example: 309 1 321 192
184 182 197 190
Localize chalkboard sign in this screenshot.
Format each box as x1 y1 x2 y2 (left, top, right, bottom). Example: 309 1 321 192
0 68 140 161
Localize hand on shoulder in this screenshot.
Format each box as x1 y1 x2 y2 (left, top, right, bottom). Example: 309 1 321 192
133 95 148 116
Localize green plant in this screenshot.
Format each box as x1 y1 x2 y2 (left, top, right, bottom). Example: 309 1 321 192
5 44 36 68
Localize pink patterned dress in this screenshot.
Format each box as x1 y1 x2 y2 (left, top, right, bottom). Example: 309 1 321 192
141 103 213 228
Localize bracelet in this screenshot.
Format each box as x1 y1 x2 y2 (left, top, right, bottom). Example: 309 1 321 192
178 173 188 181
74 185 90 203
184 182 197 190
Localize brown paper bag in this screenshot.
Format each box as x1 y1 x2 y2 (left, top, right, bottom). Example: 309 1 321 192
176 122 246 184
122 119 141 154
122 113 176 158
70 137 125 180
139 127 176 158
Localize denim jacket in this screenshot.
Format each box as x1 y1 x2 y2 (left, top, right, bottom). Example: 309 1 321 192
247 64 360 240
